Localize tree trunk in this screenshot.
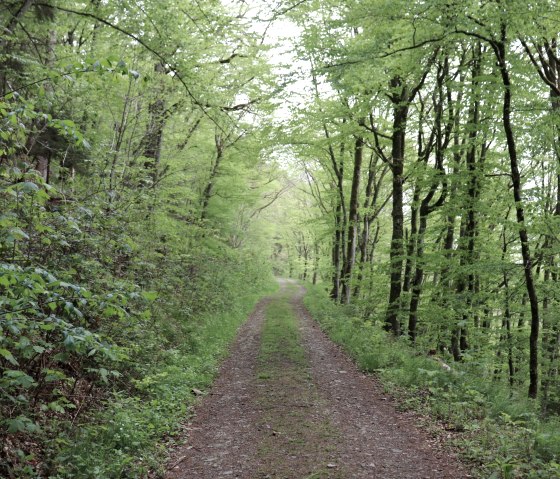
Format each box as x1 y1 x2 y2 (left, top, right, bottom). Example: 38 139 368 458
385 80 409 335
330 201 343 300
341 135 364 304
200 133 224 220
494 31 540 399
312 242 319 285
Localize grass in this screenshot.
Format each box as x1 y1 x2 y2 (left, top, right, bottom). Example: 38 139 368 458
255 285 344 478
258 287 307 373
303 283 560 479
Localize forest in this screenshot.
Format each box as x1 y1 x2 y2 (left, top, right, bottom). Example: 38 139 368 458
1 0 560 478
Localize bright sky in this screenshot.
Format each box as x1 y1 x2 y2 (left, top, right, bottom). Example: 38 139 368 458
239 0 312 121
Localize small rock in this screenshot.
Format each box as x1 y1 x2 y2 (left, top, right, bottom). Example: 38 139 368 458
327 463 337 468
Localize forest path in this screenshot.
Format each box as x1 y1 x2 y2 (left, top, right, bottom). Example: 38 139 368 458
165 280 470 479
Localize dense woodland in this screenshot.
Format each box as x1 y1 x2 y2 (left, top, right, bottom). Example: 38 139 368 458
2 0 560 478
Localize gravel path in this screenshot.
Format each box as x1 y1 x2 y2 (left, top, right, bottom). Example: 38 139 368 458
165 280 470 478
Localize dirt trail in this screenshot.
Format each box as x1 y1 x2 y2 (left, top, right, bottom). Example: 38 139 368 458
166 280 470 478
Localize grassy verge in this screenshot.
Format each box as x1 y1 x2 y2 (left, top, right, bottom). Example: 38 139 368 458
303 284 560 479
255 286 342 478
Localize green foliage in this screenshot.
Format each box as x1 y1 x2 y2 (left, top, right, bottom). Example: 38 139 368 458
0 167 137 476
54 291 271 478
0 162 275 477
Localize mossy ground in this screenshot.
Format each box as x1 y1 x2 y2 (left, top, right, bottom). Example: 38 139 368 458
255 285 344 478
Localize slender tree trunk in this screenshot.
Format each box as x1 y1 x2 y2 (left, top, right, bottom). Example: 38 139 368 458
494 31 540 399
142 63 168 190
201 134 224 220
403 191 419 295
354 156 388 299
385 82 409 335
499 224 515 387
330 201 343 300
408 209 427 342
382 55 435 333
0 0 36 96
312 242 319 285
452 44 483 358
541 39 560 410
330 146 346 302
341 135 364 304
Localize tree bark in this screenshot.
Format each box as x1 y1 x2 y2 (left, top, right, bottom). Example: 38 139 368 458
200 133 224 220
494 30 540 399
385 79 409 335
341 135 364 304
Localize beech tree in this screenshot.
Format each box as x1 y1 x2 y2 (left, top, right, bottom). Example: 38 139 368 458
277 0 560 403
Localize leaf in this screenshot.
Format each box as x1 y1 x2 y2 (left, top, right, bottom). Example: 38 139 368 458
141 291 158 302
6 417 26 433
47 401 66 413
63 335 75 349
44 369 66 382
20 181 39 193
99 368 109 383
0 348 18 365
102 305 118 317
5 416 40 433
8 227 29 241
4 370 35 387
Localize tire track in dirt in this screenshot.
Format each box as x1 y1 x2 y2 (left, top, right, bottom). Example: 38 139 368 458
165 280 470 478
165 296 271 479
292 284 470 478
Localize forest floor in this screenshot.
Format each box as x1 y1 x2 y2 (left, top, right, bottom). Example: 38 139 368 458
165 280 471 479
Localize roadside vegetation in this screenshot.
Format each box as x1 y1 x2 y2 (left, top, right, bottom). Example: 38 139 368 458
0 164 275 478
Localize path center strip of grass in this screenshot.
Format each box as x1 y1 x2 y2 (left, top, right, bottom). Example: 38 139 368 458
255 285 344 478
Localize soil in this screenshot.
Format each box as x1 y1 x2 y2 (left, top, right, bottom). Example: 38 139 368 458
165 280 471 479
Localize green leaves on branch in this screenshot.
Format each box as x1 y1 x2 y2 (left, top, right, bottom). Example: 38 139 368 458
0 96 91 153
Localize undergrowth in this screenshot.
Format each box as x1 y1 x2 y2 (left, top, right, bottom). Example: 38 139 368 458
51 228 277 478
54 290 273 478
303 284 560 479
0 166 276 477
